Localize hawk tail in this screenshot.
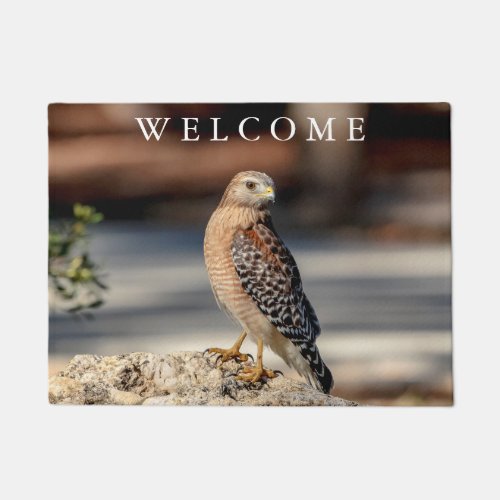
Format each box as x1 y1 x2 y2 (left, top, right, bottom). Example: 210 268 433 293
297 342 334 394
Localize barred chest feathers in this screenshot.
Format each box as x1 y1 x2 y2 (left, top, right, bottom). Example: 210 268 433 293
204 207 274 340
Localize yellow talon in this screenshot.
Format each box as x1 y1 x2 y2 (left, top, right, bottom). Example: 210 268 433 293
206 347 249 363
235 338 279 384
205 331 250 363
236 365 278 383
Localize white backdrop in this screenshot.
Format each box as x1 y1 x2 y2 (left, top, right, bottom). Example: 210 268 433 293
1 1 499 499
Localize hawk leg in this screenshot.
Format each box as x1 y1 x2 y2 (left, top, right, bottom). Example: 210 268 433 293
204 331 252 363
236 338 281 384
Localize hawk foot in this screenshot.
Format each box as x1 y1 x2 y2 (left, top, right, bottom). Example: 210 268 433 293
203 346 253 364
236 364 282 384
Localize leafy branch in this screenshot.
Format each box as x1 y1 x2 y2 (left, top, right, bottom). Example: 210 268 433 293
49 203 107 314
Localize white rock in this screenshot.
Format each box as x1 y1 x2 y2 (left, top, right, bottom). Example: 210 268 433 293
49 351 358 407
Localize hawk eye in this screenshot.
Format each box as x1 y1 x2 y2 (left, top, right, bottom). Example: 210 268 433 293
246 181 256 191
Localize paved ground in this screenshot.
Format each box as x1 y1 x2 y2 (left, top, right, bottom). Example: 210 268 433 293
49 222 453 405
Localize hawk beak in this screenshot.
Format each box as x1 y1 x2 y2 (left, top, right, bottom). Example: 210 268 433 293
265 186 275 203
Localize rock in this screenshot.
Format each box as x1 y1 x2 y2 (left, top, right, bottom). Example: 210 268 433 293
49 351 358 406
48 376 85 404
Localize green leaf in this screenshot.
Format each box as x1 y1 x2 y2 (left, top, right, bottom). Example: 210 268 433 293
67 304 84 313
73 203 84 218
89 213 103 224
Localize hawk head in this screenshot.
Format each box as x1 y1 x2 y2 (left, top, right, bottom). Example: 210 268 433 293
220 171 276 209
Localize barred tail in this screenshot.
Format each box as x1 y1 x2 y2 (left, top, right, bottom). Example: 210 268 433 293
316 359 334 394
297 342 334 394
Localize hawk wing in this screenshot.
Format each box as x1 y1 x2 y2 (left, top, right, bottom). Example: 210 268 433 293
231 217 321 344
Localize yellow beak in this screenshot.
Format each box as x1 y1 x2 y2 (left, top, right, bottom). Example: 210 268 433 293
265 186 275 202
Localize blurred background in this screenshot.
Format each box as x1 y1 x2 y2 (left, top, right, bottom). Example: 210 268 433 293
48 103 452 406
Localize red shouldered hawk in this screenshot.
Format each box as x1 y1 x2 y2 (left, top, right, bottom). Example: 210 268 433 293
204 171 334 394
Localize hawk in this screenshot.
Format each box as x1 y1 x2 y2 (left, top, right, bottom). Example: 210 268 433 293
204 171 334 394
